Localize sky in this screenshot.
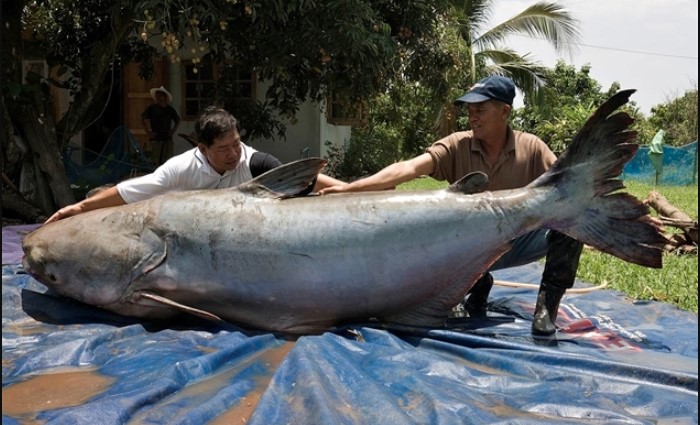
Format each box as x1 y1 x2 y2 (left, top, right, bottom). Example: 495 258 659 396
489 0 698 115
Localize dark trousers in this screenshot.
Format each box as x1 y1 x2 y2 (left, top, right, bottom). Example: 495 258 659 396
147 138 173 166
489 229 582 290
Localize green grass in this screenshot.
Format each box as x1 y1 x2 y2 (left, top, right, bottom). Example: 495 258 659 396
397 176 450 191
397 177 699 313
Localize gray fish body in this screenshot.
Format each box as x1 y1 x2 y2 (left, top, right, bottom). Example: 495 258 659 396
22 90 666 334
23 184 534 333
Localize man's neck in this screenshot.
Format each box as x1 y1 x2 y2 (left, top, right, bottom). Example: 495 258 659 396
479 126 509 162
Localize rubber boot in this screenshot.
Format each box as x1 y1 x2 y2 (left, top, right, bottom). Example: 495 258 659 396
465 272 494 317
531 231 583 335
531 283 566 335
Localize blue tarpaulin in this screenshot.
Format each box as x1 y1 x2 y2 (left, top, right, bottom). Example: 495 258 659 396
2 224 698 424
623 140 698 186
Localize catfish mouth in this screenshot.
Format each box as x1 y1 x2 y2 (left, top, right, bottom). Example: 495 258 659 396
21 245 66 292
21 254 111 307
21 255 39 279
21 255 56 287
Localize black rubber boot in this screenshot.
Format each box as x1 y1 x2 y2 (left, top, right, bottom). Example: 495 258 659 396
465 272 494 317
532 231 584 335
532 283 566 335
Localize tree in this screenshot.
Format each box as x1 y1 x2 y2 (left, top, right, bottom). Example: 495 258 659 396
419 1 582 148
510 61 700 154
451 1 580 95
512 61 631 153
3 0 146 220
330 1 582 178
648 87 699 146
0 0 473 220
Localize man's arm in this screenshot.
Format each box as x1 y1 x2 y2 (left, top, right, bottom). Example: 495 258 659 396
169 109 181 137
250 152 283 177
44 186 127 224
319 153 435 194
313 174 346 191
142 117 154 138
141 106 154 138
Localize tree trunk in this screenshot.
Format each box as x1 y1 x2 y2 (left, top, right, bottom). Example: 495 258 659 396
2 188 48 224
2 0 75 216
15 102 77 212
646 190 698 245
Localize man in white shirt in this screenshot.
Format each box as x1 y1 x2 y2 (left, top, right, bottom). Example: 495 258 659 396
46 107 344 223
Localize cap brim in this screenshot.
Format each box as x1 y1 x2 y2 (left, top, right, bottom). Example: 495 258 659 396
454 92 491 105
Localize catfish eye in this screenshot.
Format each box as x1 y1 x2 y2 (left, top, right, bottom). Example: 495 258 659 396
48 274 58 282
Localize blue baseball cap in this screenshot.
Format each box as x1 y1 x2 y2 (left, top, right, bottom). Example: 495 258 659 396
454 75 516 105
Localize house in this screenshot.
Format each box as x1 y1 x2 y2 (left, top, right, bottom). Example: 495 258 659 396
121 59 354 164
26 46 357 178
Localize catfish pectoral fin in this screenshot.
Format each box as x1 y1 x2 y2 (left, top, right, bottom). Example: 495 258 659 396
136 292 224 322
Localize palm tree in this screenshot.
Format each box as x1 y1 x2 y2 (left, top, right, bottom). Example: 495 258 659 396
429 1 580 135
452 0 580 95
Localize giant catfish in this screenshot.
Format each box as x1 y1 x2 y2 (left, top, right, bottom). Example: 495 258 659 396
22 90 666 334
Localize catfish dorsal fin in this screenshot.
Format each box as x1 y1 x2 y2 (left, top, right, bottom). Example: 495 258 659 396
447 172 489 194
238 158 327 199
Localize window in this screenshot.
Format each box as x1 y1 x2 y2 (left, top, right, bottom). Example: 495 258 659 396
182 59 256 119
183 59 218 119
22 59 48 84
326 95 367 126
219 64 254 99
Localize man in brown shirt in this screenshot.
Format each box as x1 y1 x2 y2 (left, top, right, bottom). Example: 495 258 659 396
320 75 583 336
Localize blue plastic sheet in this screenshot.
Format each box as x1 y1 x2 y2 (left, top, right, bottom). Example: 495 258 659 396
3 225 698 424
623 140 698 186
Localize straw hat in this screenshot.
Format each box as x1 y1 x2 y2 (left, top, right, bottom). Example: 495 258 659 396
150 86 173 103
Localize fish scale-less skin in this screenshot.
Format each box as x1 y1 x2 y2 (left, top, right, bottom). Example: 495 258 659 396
22 89 666 334
22 184 542 333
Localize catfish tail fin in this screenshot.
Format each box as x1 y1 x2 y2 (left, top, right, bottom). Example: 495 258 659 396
532 89 666 268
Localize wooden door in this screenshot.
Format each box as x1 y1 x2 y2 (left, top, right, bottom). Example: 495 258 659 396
123 59 167 149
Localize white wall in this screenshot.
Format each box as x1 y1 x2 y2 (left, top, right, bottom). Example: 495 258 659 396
249 88 320 162
247 81 352 164
167 65 196 155
319 113 352 160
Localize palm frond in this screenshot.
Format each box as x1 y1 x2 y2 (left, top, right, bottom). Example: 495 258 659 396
476 2 580 57
450 0 493 43
476 49 547 98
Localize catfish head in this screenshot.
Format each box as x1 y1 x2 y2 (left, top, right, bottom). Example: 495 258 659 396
21 208 166 314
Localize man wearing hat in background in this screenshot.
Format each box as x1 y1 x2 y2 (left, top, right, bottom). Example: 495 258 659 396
142 85 181 166
319 75 584 336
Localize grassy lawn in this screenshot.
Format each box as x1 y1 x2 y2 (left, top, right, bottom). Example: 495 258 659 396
397 177 699 313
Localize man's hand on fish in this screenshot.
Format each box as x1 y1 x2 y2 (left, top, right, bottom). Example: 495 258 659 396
320 185 396 195
45 204 83 224
44 186 126 225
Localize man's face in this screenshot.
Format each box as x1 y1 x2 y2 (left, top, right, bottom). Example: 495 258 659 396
155 91 169 106
200 129 243 175
465 100 510 138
